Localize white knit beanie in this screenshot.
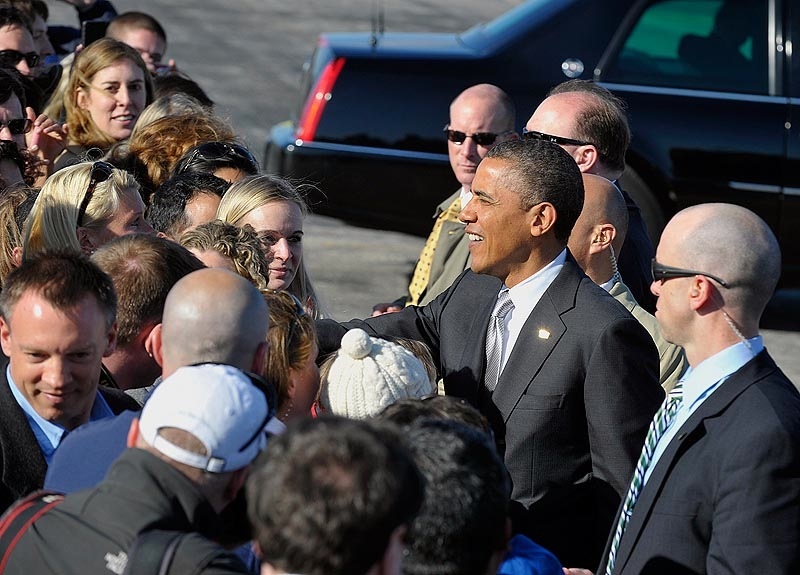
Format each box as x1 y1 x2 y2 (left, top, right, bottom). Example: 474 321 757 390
321 328 434 419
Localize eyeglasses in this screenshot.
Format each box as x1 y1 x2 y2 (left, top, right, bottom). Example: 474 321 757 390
444 125 513 147
0 118 32 135
178 141 259 175
77 161 114 227
522 128 592 147
0 49 40 69
651 258 729 288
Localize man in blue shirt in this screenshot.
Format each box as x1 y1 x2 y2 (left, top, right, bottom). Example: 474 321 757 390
0 250 138 511
589 203 800 575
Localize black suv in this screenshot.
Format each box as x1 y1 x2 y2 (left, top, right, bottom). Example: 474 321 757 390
265 0 800 286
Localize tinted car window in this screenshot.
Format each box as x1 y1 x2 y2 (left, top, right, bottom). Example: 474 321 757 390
605 0 768 95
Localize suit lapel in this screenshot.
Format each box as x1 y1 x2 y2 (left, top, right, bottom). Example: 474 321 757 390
452 289 498 402
613 351 778 572
491 259 582 422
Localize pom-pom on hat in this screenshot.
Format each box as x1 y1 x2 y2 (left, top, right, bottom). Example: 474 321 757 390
321 328 433 419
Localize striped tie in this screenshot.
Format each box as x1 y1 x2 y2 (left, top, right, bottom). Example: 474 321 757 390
605 383 684 575
484 290 514 391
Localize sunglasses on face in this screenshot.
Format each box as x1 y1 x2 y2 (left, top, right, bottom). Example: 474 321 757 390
444 125 513 147
522 128 592 147
178 141 259 174
0 49 40 69
77 161 114 227
651 258 729 288
0 118 32 135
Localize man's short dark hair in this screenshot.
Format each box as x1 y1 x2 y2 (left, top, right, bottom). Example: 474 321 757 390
377 395 493 436
148 172 228 238
547 79 630 174
486 138 584 243
153 73 214 108
0 6 32 32
91 234 204 347
0 250 117 329
402 419 510 575
247 417 423 575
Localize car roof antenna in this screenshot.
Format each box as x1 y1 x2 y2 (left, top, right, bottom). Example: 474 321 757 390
370 0 385 49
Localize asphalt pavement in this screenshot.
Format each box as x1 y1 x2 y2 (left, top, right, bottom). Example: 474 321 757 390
46 0 799 383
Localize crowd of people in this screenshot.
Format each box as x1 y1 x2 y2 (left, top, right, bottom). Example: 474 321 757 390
0 2 798 575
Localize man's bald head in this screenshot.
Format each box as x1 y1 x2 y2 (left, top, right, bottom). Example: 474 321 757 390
160 268 268 375
567 174 628 282
660 203 780 321
447 84 516 189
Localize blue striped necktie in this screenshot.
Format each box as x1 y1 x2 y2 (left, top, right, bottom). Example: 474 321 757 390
605 383 684 575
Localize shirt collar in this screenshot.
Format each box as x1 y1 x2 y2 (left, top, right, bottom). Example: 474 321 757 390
680 336 763 409
505 249 567 316
6 364 113 451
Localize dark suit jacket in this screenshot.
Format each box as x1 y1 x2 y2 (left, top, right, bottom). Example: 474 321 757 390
597 350 800 575
617 187 656 314
0 362 139 512
318 257 663 567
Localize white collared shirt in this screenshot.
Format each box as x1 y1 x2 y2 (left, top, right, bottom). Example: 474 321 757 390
643 336 763 484
495 249 567 374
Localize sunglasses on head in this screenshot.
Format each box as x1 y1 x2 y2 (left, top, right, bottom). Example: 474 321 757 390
0 49 40 69
651 258 729 288
77 161 114 227
444 125 513 147
178 141 259 174
0 118 32 135
522 128 592 147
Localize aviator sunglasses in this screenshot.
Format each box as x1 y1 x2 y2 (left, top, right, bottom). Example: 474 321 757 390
0 49 40 69
444 125 514 147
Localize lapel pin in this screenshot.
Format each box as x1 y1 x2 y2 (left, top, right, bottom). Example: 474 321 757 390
538 328 550 340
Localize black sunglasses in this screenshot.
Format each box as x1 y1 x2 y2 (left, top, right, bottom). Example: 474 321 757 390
522 128 592 147
0 118 32 135
0 49 40 69
77 161 114 227
178 141 259 174
444 125 513 147
651 258 729 288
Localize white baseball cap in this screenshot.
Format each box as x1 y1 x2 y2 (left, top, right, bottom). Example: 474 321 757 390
139 364 274 473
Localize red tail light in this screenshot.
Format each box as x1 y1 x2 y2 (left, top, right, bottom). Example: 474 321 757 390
296 57 346 142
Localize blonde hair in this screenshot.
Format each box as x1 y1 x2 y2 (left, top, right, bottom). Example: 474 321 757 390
65 38 153 149
23 162 140 257
0 185 37 288
180 220 270 290
131 94 210 139
216 175 326 318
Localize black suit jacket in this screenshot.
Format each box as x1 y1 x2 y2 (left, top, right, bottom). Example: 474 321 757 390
318 257 663 567
617 187 656 314
0 362 139 512
597 350 800 575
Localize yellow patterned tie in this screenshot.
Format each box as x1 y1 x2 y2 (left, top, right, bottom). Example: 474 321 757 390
407 195 464 306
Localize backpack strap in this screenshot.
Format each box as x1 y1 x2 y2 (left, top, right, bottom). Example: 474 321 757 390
0 490 65 572
123 530 187 575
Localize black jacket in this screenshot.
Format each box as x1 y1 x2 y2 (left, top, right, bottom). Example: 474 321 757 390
0 362 140 512
3 448 250 575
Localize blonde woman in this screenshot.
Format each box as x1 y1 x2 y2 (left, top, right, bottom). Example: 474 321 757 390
23 161 153 258
216 174 326 317
55 38 153 171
